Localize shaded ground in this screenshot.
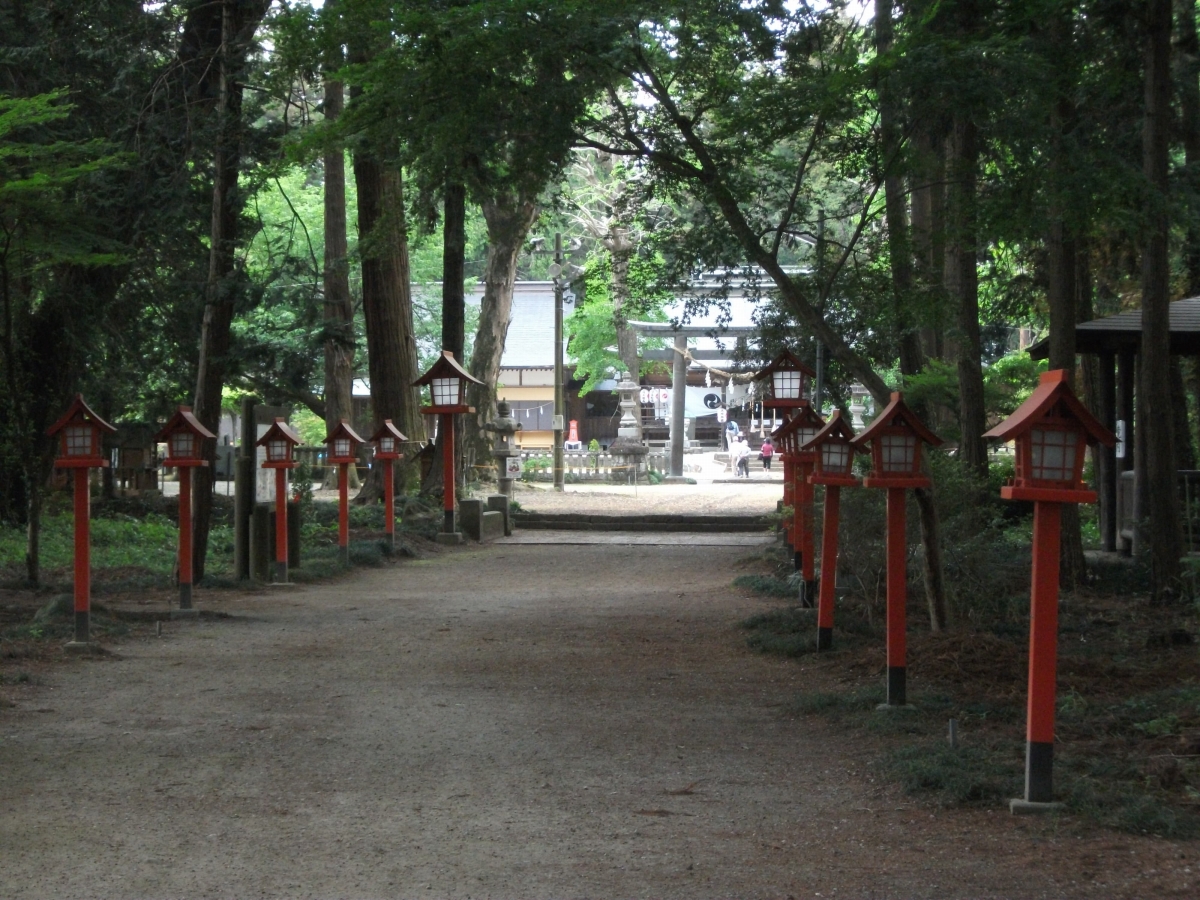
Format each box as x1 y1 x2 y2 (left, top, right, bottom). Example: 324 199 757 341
513 481 784 517
1 542 1198 898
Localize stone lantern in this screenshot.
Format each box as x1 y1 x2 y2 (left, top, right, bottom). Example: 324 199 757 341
608 371 649 483
46 394 117 650
324 419 366 566
803 411 863 650
984 369 1114 812
255 418 302 584
484 400 523 498
154 405 216 614
852 392 943 707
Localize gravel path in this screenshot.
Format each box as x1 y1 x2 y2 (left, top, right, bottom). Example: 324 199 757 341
1 543 1195 898
514 481 783 517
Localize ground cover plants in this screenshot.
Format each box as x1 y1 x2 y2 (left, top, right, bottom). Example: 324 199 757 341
737 468 1200 839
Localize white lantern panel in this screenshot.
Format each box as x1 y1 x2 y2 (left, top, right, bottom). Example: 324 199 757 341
334 438 351 458
268 439 290 462
65 425 92 457
378 436 395 454
880 433 916 473
797 427 818 448
431 376 460 406
772 369 802 400
170 431 195 459
821 442 852 474
1030 427 1077 483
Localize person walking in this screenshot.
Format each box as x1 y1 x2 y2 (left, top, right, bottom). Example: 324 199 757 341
760 437 774 470
732 435 751 478
724 416 740 451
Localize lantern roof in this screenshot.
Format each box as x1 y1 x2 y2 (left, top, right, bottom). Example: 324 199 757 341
803 410 861 450
771 402 826 441
983 369 1115 446
369 419 409 443
753 348 817 382
46 394 117 438
254 418 303 448
852 392 943 449
413 350 483 388
153 405 216 444
324 418 366 446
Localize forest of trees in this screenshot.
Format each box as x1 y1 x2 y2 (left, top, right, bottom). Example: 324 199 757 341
2 0 1198 598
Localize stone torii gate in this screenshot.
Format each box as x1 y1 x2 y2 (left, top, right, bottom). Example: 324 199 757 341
628 320 759 478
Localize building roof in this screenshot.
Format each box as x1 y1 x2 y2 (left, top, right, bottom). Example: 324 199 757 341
1028 296 1200 357
468 282 567 369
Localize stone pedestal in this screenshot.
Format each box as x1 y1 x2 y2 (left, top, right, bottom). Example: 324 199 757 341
486 494 512 535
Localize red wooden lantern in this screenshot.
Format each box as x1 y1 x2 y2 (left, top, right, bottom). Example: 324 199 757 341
369 420 408 549
46 395 116 649
852 392 943 706
805 411 864 651
755 349 817 410
154 406 216 614
984 369 1114 810
325 419 366 565
414 351 482 538
771 403 826 604
255 418 302 583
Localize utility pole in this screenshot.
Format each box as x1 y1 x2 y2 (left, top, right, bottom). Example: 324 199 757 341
552 232 565 492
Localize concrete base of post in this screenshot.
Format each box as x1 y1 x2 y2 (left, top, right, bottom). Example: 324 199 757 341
435 532 465 546
64 641 104 655
1009 798 1066 815
801 579 818 609
884 665 907 707
662 475 690 484
341 544 350 567
273 561 288 585
169 608 199 619
817 626 833 651
178 582 193 610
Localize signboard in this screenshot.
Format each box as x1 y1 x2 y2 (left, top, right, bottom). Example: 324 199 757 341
1115 419 1127 460
505 456 523 477
717 407 727 423
552 414 565 431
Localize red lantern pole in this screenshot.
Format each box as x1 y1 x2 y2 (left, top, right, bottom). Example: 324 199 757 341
797 456 817 606
383 457 396 548
274 466 288 583
781 454 794 550
1025 500 1061 803
886 486 908 706
338 461 350 565
817 484 840 650
178 467 193 610
442 413 455 534
72 468 91 644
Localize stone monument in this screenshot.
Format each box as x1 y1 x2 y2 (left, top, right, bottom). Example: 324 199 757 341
484 400 522 498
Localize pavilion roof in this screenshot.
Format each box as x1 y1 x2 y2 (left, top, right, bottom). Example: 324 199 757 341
1028 297 1200 358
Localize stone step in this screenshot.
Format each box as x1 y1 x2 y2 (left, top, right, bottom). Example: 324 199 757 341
511 512 771 533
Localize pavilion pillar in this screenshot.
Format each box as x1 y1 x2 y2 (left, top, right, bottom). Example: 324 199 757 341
1098 350 1117 552
1117 349 1135 555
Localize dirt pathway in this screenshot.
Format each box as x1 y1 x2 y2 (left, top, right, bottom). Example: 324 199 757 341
1 543 1195 899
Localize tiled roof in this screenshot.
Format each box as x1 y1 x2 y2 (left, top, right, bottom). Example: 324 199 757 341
1029 297 1200 357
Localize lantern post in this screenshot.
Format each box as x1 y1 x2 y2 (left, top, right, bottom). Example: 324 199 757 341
369 420 408 549
984 369 1114 812
154 406 216 614
46 395 117 650
852 392 943 707
803 411 863 650
770 403 826 605
414 351 482 543
255 418 302 584
325 420 366 565
755 350 817 569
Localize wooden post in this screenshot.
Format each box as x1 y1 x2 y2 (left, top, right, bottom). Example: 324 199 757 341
442 413 455 534
782 454 794 551
73 468 91 644
338 461 350 565
886 486 907 706
798 457 817 606
383 457 395 549
178 467 193 609
274 466 288 583
1117 350 1135 554
1098 351 1117 552
1025 501 1062 803
817 485 840 650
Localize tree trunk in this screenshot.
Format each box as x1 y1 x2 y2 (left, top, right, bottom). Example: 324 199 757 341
321 75 359 491
945 116 987 477
877 0 944 631
610 226 640 381
1141 0 1184 598
353 154 423 502
191 0 268 583
467 189 539 472
1176 0 1200 297
911 125 946 362
1171 357 1195 468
